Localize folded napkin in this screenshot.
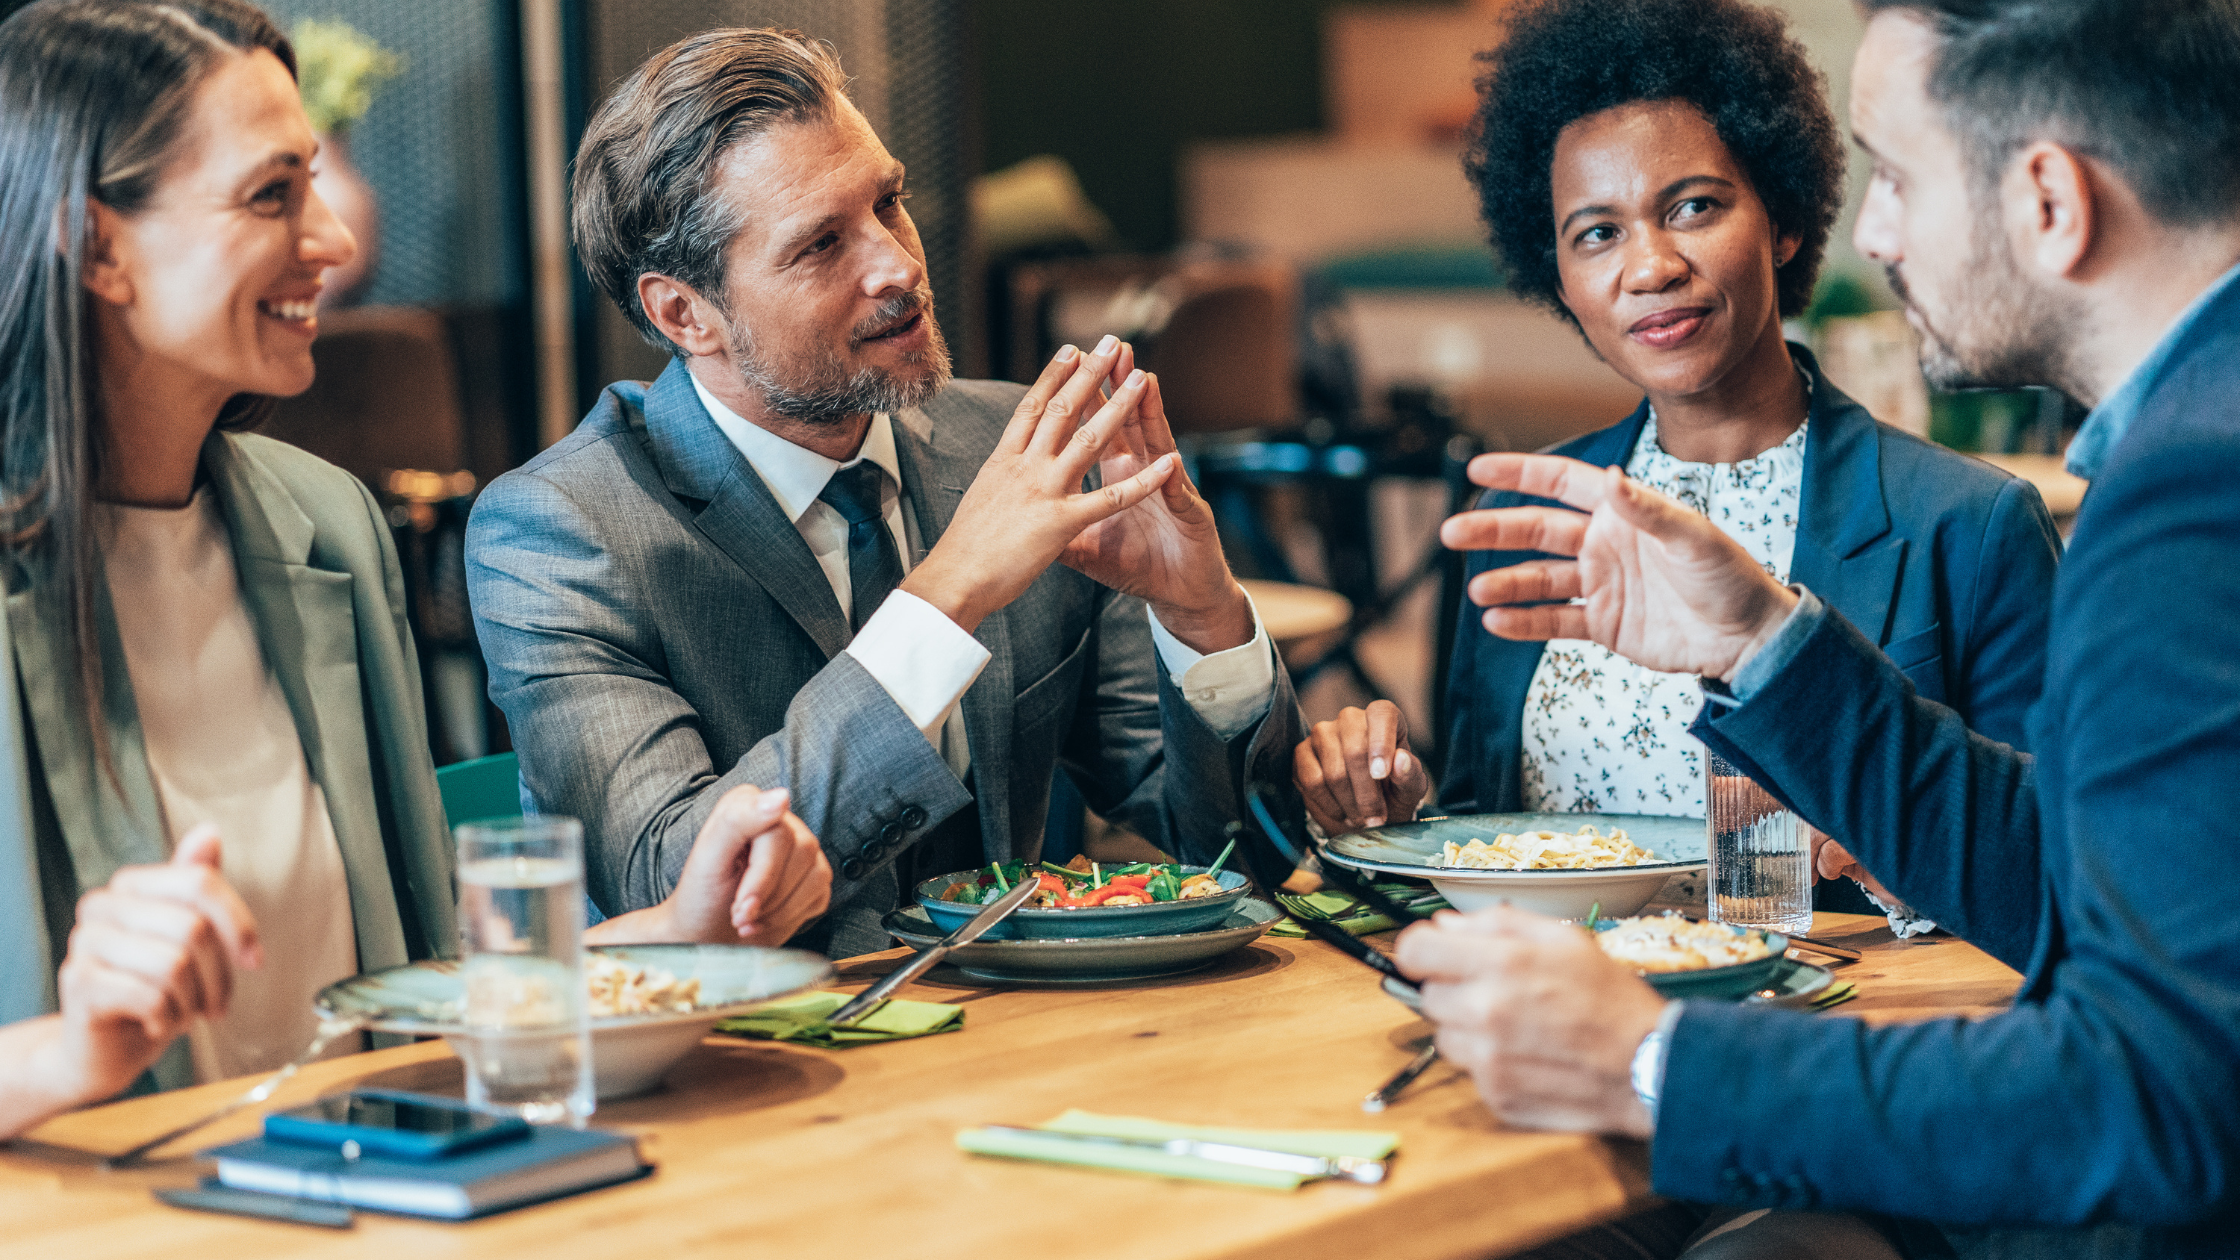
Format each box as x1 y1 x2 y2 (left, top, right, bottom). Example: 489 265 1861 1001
957 1109 1399 1190
713 990 963 1048
1811 980 1859 1011
1271 884 1448 938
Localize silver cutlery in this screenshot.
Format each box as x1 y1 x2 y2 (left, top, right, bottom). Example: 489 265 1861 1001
1362 1043 1440 1112
1784 933 1863 962
826 871 1042 1027
106 1014 370 1169
978 1125 1388 1185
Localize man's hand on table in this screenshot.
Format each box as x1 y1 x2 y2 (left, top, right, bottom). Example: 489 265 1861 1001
1811 827 1902 908
1395 905 1667 1140
1296 699 1431 833
1443 454 1796 681
900 338 1188 637
588 786 831 946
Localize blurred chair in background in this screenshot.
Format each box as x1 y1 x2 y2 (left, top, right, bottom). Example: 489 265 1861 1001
263 306 496 765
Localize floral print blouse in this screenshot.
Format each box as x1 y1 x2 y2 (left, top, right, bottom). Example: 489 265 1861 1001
1519 411 1808 819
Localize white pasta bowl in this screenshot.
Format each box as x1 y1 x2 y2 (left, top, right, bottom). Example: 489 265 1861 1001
1320 812 1707 921
317 944 835 1100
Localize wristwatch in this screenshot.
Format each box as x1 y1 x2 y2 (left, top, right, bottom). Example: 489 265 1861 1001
1630 1001 1684 1121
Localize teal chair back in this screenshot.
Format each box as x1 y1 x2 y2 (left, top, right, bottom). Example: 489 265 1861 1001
435 752 522 828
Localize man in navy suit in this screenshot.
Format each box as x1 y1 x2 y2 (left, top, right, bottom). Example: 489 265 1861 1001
1396 1 2240 1254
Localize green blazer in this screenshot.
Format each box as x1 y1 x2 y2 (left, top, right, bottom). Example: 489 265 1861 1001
0 431 458 1092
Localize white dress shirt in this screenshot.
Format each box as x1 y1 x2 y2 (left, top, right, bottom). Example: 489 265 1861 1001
691 373 1277 779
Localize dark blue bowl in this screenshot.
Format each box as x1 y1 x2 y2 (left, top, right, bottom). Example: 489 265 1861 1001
914 867 1250 940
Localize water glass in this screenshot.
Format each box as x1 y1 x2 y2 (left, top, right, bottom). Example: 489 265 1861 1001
1705 751 1813 935
455 816 595 1125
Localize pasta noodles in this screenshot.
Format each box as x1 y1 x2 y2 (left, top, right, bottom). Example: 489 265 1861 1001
586 954 701 1017
1595 913 1774 972
1437 825 1658 870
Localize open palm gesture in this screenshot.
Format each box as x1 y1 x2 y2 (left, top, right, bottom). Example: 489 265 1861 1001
1440 454 1797 681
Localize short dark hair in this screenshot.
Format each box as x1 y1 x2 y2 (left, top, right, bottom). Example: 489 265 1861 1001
1465 0 1845 329
1858 0 2240 227
571 28 848 356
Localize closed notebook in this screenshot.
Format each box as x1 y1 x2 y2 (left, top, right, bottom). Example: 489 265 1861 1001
203 1126 648 1220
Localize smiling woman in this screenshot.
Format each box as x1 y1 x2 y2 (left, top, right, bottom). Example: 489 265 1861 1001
1292 0 2062 931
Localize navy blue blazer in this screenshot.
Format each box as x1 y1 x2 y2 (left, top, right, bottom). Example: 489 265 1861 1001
1440 348 2061 835
1667 279 2240 1246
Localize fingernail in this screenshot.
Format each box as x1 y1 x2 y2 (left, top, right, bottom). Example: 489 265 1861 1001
758 787 790 810
1094 333 1118 355
1125 367 1145 387
1056 344 1077 361
1394 750 1411 776
1369 757 1388 780
1366 816 1386 829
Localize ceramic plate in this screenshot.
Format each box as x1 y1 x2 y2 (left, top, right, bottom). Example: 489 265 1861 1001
1742 956 1836 1008
881 898 1281 983
1323 813 1706 920
317 945 834 1098
915 866 1251 939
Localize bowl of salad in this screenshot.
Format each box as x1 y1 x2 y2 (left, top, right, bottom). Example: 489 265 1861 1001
913 855 1251 940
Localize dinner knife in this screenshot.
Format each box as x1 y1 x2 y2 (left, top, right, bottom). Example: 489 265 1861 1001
977 1126 1388 1185
826 871 1042 1026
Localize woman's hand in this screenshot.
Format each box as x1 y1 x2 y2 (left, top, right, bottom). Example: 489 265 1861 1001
588 787 831 947
1294 700 1430 834
1 825 262 1139
1442 455 1797 682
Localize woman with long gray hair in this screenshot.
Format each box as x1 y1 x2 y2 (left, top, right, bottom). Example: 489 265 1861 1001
0 0 828 1140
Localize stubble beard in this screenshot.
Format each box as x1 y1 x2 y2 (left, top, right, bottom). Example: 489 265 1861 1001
729 287 954 425
1890 197 2086 399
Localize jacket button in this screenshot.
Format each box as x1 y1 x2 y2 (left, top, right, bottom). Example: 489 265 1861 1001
859 839 884 860
879 821 903 843
840 858 867 880
900 805 928 829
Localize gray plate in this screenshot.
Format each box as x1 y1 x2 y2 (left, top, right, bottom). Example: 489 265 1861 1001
1326 812 1707 875
1742 956 1837 1008
881 899 1281 983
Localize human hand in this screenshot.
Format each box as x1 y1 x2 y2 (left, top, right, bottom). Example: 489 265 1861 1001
1811 827 1899 907
51 824 262 1105
1294 700 1430 833
589 787 831 946
1059 343 1251 654
902 339 1179 634
1441 455 1798 682
1394 904 1666 1138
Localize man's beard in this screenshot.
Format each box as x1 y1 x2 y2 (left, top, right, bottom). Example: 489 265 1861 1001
1888 197 2085 398
731 286 953 424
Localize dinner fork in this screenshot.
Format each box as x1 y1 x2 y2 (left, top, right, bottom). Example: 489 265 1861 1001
104 1013 369 1169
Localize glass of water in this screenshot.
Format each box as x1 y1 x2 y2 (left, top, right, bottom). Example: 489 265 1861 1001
455 816 595 1125
1705 751 1813 935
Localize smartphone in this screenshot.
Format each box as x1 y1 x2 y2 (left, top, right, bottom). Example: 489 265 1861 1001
264 1089 531 1160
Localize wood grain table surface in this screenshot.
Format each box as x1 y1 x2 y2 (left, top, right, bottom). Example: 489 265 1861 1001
0 911 2020 1260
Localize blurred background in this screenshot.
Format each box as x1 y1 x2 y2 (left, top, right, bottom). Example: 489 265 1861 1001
2 0 2084 814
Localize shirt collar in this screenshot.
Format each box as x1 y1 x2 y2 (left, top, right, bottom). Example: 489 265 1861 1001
690 368 903 525
2067 258 2240 480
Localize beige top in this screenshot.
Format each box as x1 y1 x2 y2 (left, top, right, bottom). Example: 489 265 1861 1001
100 489 358 1082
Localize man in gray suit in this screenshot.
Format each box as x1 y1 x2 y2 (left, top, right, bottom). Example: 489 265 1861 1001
466 28 1304 957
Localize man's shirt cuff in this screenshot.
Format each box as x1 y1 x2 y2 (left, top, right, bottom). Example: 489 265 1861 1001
1146 587 1277 740
1710 587 1826 708
844 589 992 747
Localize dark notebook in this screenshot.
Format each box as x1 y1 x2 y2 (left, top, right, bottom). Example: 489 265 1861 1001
203 1125 648 1219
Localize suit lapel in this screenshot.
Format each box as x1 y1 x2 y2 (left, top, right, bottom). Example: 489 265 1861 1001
1788 346 1904 645
894 401 1014 860
204 435 411 972
638 362 850 660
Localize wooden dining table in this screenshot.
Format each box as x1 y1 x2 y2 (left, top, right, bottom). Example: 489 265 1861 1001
1 912 2021 1260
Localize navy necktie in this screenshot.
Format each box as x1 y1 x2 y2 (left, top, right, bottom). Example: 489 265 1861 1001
817 462 903 634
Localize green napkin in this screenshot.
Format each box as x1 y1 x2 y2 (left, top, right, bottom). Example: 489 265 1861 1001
1271 884 1448 938
957 1109 1399 1190
1811 980 1859 1011
712 990 963 1048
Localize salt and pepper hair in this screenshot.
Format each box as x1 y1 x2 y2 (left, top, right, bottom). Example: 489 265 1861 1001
571 28 850 357
1856 0 2240 228
0 0 293 782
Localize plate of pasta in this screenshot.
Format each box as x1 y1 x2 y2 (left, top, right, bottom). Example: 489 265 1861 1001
1320 812 1706 920
318 944 834 1099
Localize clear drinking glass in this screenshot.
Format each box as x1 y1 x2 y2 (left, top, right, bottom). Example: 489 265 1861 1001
455 816 595 1125
1705 751 1813 935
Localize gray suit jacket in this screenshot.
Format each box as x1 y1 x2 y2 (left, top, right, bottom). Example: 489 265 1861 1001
467 362 1305 957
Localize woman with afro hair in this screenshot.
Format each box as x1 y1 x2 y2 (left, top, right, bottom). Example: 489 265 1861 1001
1294 0 2062 926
